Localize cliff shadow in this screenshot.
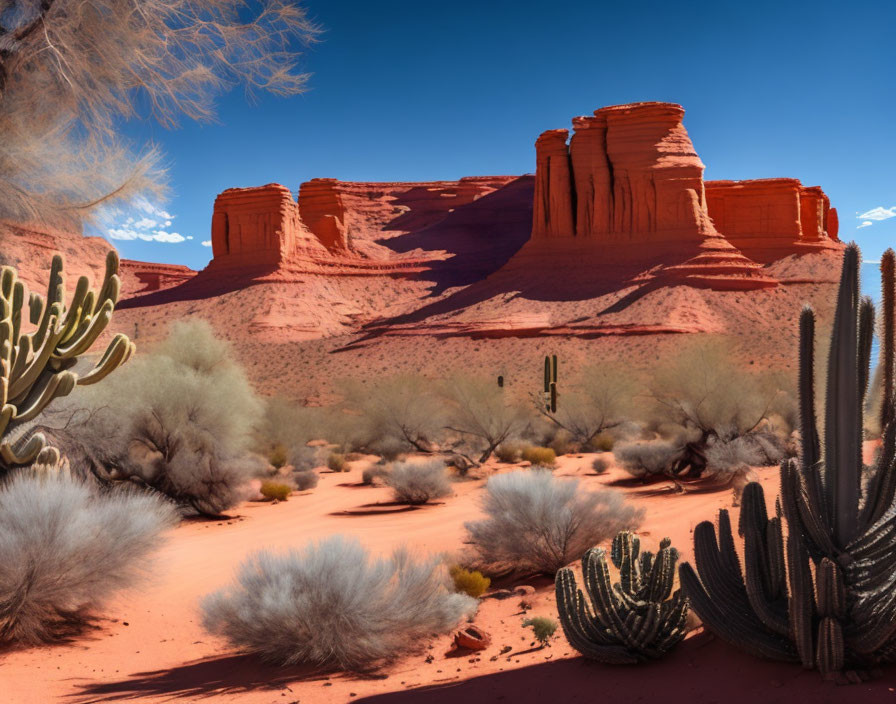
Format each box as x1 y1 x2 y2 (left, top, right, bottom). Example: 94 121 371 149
377 177 534 295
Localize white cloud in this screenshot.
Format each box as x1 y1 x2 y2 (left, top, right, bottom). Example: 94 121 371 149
98 197 190 244
858 206 896 221
857 221 874 229
201 240 212 247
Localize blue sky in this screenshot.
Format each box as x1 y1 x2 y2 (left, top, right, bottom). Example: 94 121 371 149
92 0 896 272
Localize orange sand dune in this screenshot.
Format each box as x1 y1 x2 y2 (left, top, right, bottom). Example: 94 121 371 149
3 455 893 704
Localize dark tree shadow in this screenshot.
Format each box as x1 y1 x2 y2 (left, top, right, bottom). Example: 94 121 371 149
71 653 331 702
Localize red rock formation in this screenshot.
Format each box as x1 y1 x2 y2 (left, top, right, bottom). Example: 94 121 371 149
210 184 327 269
529 102 776 289
705 179 840 263
119 260 196 295
298 178 350 251
532 129 574 238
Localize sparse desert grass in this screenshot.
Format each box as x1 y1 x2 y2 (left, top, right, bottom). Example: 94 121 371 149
327 453 348 472
520 445 556 467
591 455 612 474
0 471 176 644
494 441 523 463
465 469 643 575
259 481 292 501
449 565 491 598
293 469 319 491
361 464 390 485
267 444 289 469
591 433 615 452
385 460 452 504
201 536 476 669
523 616 558 646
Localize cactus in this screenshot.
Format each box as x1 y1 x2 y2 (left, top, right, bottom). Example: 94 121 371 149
680 245 896 681
556 531 689 664
0 252 135 470
543 355 558 412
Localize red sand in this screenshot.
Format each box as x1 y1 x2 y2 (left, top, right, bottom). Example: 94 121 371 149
3 454 894 704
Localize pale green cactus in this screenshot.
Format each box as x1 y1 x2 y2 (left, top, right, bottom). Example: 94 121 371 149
0 251 134 469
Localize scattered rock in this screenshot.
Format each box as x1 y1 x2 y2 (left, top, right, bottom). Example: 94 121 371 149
454 625 492 651
512 585 535 597
484 589 514 600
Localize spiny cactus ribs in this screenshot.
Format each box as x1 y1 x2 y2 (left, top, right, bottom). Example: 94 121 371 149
680 245 896 682
0 251 134 470
555 531 689 664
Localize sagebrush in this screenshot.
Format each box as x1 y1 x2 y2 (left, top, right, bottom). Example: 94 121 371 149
201 536 476 669
385 461 452 504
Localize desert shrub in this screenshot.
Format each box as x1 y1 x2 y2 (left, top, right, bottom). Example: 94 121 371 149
548 430 577 456
327 453 348 472
293 470 319 491
442 376 527 463
494 442 522 463
591 456 611 475
361 465 390 486
340 375 446 453
704 431 786 477
385 461 452 504
201 536 477 669
259 481 292 502
290 445 323 472
538 363 634 448
644 340 792 478
63 320 265 516
613 439 683 479
0 471 177 644
449 566 491 598
267 444 289 470
521 445 556 467
591 432 615 452
465 470 644 575
523 616 558 646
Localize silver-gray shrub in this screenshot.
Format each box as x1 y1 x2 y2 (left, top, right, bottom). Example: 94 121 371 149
384 460 452 504
201 536 476 670
0 471 177 644
293 469 319 491
613 439 683 479
63 319 265 516
465 469 644 575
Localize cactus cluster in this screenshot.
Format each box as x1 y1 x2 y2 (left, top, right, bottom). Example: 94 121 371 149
0 252 134 470
680 245 896 681
543 354 558 413
555 531 689 664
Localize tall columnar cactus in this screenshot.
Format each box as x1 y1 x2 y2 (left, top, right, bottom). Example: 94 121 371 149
556 531 689 664
0 252 135 469
680 245 896 681
543 354 558 413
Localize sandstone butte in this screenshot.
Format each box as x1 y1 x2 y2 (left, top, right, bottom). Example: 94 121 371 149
0 101 846 376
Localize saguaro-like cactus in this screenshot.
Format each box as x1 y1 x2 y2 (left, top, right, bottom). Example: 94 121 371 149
542 354 558 413
0 252 134 469
556 531 689 664
680 245 896 681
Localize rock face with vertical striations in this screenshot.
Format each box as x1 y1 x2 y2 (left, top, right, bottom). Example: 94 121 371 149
528 102 779 289
210 183 327 270
298 178 350 251
705 179 841 263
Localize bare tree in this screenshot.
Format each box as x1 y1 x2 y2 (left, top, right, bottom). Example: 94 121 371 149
0 0 319 223
443 376 526 464
535 363 633 448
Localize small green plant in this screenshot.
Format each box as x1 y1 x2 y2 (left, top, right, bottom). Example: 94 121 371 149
259 481 292 501
449 565 491 598
495 442 522 463
521 445 556 467
268 444 289 469
327 453 348 472
591 456 611 475
523 616 558 647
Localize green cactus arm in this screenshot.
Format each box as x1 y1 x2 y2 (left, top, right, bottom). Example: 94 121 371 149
816 617 845 679
859 297 875 401
77 334 135 386
881 249 895 433
10 371 77 423
0 431 47 466
824 244 863 548
785 531 816 669
798 307 821 474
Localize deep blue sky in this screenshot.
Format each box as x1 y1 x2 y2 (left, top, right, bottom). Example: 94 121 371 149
93 0 895 272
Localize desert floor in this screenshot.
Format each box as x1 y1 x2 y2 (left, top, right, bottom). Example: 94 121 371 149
3 454 895 704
